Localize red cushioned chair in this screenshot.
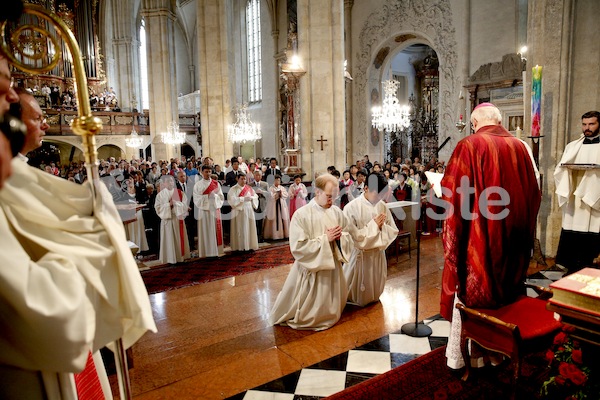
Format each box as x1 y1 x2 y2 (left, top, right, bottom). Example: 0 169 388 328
456 284 562 387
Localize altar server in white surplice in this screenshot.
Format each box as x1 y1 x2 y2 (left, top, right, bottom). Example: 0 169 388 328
263 175 290 240
270 174 363 331
155 174 190 264
227 172 259 251
193 165 224 258
342 172 398 306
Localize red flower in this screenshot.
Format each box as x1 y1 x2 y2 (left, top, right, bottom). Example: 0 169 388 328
545 349 555 362
559 362 572 378
569 368 587 386
572 349 583 364
562 325 576 333
554 332 568 345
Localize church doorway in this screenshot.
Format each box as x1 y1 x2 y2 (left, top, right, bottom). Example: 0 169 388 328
181 143 195 160
385 44 439 164
98 144 124 161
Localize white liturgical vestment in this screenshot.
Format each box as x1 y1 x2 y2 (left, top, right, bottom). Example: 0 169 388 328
0 159 156 399
228 183 259 251
193 178 225 258
342 195 399 306
155 187 191 264
554 136 600 233
270 199 362 330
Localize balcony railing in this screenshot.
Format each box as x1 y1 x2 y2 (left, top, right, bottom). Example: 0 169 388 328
44 110 200 139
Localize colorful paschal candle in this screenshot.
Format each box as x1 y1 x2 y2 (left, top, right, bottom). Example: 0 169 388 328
531 65 542 137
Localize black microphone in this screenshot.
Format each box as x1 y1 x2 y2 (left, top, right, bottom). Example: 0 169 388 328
0 0 24 22
0 113 27 157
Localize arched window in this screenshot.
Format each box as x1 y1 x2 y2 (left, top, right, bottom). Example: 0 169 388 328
140 18 149 110
246 0 262 103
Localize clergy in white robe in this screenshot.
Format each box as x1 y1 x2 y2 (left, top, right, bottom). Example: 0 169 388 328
554 111 600 273
342 173 398 306
193 165 225 258
263 175 290 240
227 172 259 251
0 158 156 400
288 175 308 219
155 175 191 264
270 174 363 331
120 179 149 253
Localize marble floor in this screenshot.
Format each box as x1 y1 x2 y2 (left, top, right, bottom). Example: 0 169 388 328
111 236 451 399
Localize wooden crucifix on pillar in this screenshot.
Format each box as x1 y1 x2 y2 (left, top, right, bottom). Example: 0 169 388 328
317 135 328 151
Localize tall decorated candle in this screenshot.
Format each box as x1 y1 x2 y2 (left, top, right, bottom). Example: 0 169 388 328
531 65 542 137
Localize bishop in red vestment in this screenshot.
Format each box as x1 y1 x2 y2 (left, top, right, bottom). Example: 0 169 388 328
440 103 541 321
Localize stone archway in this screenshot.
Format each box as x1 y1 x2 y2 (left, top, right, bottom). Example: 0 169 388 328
353 0 459 163
98 144 125 161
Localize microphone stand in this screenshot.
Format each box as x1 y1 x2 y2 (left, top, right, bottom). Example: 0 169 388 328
401 202 432 337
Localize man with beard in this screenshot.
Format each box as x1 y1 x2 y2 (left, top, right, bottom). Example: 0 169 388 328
554 110 600 273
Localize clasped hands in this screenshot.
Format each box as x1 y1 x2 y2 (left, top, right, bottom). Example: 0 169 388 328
373 213 386 229
326 225 343 242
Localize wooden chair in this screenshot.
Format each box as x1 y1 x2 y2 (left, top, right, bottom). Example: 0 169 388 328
393 230 411 262
456 284 562 388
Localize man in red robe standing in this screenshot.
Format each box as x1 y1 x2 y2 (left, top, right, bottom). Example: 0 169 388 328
439 102 541 368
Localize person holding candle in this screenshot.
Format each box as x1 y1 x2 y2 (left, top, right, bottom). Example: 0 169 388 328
440 102 541 370
554 110 600 274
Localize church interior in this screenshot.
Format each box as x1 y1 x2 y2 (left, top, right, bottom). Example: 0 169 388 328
3 0 600 398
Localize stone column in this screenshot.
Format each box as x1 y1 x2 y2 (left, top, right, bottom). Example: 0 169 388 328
112 38 142 111
297 0 346 178
108 2 142 111
344 0 353 168
141 0 179 161
196 0 234 164
527 0 600 256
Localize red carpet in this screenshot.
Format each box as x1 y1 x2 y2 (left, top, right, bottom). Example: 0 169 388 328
141 244 294 294
327 346 547 400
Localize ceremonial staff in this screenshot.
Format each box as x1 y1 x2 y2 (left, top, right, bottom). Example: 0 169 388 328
1 5 132 399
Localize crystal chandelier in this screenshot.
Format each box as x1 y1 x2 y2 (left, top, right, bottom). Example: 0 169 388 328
228 104 262 143
161 121 185 145
125 116 144 148
125 125 144 148
371 80 411 132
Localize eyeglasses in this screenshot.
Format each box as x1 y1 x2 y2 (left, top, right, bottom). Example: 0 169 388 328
0 71 14 88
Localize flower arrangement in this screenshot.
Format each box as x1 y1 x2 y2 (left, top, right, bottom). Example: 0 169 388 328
540 325 598 399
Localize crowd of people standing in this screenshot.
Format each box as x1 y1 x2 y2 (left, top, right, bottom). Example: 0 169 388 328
30 152 445 263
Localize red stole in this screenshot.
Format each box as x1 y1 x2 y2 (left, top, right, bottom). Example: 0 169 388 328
172 188 186 255
74 352 104 400
202 178 218 195
239 184 255 197
202 179 223 246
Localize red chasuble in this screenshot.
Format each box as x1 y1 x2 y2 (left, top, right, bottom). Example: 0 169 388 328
440 125 541 320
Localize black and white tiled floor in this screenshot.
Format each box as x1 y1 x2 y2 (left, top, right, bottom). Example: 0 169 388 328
226 316 450 400
227 266 566 400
